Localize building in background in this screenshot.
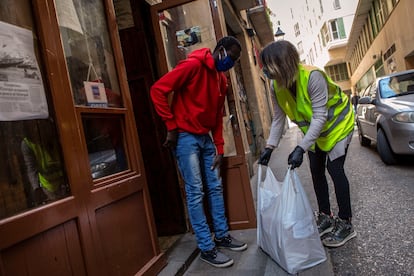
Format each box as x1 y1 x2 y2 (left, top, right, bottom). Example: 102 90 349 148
267 0 358 95
346 0 412 93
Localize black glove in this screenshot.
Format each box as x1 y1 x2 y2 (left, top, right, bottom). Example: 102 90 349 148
258 147 274 166
288 146 305 169
163 129 178 148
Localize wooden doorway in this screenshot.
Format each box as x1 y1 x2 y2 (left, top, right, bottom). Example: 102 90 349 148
1 0 167 274
116 0 187 238
149 0 256 230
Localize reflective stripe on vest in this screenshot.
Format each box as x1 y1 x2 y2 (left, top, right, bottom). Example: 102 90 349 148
23 138 63 192
273 64 354 151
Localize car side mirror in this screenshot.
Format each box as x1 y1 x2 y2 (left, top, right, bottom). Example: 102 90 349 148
358 96 373 104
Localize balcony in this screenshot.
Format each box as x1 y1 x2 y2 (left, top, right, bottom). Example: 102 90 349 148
247 5 274 46
231 0 259 11
326 38 348 50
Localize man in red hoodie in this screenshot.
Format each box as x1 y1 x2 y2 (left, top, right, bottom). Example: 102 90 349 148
150 36 246 268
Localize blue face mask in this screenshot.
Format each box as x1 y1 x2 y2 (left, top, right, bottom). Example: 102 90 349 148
216 49 235 72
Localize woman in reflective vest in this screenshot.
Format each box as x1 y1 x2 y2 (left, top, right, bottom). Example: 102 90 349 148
258 40 356 248
275 64 355 151
21 136 65 203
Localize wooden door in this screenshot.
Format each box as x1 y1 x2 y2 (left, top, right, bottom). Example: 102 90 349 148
221 76 256 229
150 0 256 230
116 0 186 236
0 0 166 275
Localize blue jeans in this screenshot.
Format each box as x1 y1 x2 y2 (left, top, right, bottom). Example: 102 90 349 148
173 132 228 251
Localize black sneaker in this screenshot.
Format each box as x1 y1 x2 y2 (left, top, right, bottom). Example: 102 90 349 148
316 212 334 237
322 217 357 248
200 247 234 268
214 235 247 251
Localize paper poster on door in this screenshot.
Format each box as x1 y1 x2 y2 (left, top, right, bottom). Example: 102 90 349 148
0 21 48 121
84 81 108 107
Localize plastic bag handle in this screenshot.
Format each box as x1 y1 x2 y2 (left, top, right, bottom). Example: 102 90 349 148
286 167 298 193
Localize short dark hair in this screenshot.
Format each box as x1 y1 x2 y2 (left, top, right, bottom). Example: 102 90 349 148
214 36 241 52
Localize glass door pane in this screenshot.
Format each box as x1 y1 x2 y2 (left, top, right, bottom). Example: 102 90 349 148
55 0 123 108
157 0 216 70
0 0 70 218
82 116 128 180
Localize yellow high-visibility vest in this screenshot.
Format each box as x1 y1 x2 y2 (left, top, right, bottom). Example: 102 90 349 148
23 138 64 192
273 64 354 151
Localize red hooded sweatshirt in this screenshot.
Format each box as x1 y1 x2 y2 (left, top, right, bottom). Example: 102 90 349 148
150 48 227 154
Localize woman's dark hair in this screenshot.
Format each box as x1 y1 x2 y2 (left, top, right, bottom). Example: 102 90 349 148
260 40 299 88
214 36 241 52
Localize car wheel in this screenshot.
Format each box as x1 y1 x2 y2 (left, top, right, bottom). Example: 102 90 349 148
377 128 397 165
357 122 371 147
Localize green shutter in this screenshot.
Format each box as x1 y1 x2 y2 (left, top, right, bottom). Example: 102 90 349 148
338 18 346 39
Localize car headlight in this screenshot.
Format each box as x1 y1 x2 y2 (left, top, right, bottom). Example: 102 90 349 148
91 162 109 179
393 111 414 123
91 162 108 173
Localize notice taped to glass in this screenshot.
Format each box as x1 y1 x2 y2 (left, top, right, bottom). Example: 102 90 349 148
0 21 48 121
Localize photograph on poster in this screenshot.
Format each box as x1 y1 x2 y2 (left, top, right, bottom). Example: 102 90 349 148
0 21 48 121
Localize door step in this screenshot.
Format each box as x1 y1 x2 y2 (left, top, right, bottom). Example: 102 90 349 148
157 233 199 276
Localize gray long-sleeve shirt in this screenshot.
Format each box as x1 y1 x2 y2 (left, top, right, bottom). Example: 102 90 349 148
266 71 352 161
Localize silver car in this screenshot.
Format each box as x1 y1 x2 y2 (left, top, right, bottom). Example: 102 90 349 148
356 69 414 164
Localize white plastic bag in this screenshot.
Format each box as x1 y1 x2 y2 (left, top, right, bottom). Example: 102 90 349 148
257 166 326 274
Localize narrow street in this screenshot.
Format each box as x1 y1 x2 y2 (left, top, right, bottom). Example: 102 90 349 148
167 125 414 275
289 126 414 275
329 128 414 275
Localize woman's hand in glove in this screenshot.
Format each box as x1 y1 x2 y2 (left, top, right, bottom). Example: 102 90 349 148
258 147 274 166
288 146 305 168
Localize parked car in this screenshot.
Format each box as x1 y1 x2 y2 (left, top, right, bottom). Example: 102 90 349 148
356 69 414 164
89 149 118 179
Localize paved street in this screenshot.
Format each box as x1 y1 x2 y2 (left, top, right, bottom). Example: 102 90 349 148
277 126 414 275
160 125 414 275
178 125 334 276
329 127 414 275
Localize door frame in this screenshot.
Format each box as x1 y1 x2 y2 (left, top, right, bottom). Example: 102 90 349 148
149 0 256 230
0 0 166 275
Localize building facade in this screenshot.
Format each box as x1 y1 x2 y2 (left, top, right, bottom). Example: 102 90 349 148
267 0 358 95
0 0 273 274
346 0 412 93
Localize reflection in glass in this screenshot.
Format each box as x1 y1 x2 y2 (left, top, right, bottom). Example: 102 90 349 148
55 0 122 107
379 73 414 99
82 117 128 179
0 1 70 219
0 120 70 219
177 26 201 47
158 0 216 70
